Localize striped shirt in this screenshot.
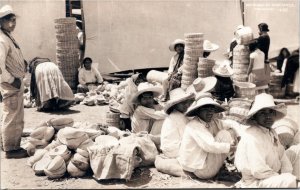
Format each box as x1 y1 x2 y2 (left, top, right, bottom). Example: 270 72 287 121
0 30 25 83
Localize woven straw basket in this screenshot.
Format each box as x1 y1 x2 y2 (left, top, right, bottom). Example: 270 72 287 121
234 81 256 99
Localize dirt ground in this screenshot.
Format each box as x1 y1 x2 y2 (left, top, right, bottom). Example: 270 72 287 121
1 103 299 189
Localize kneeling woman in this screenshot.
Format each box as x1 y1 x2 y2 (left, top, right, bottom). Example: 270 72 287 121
29 58 74 111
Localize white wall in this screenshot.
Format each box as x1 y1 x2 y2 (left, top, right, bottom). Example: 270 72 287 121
83 0 243 73
1 0 65 63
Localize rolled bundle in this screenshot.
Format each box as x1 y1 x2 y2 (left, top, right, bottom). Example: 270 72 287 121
272 117 298 148
72 153 89 171
146 70 168 84
67 158 86 177
32 152 53 175
57 127 89 150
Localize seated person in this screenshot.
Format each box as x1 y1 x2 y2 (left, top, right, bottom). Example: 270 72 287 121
119 73 145 131
29 57 74 112
281 49 299 90
77 57 103 93
155 88 195 177
131 82 166 145
212 60 235 101
178 93 239 180
202 40 219 58
276 48 290 73
161 39 185 101
234 93 296 188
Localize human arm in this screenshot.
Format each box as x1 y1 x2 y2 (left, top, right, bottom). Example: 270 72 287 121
135 106 166 120
93 66 103 84
167 56 176 75
247 54 254 75
0 42 14 84
78 68 86 85
190 121 231 154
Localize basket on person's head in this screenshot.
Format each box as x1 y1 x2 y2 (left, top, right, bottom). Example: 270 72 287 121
234 81 256 99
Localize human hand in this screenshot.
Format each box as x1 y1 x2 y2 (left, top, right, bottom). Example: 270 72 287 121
11 78 21 89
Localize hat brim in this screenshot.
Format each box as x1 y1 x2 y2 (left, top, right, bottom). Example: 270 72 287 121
204 44 219 52
164 92 195 114
185 99 225 117
169 40 185 51
244 103 286 121
131 87 162 104
186 77 217 96
212 66 234 77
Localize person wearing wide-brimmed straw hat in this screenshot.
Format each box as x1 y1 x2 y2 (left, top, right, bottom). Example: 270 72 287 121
160 39 185 101
234 93 297 188
131 82 166 134
177 93 240 179
0 5 28 158
211 60 235 101
118 73 145 131
203 40 219 58
77 57 104 93
154 88 195 177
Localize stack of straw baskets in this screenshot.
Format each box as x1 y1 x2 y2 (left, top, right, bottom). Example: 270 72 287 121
54 17 80 90
226 98 253 122
181 33 204 90
232 27 253 83
269 72 286 98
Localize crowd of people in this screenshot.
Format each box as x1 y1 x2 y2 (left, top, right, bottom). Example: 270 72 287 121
0 4 299 188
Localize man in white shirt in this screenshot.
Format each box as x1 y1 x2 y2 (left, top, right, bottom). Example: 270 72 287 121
178 93 238 179
0 5 28 158
77 57 103 93
234 93 296 188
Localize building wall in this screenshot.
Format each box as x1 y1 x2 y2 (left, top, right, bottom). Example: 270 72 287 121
244 0 299 57
1 0 65 63
83 0 243 73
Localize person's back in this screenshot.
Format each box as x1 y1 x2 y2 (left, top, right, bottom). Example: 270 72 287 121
282 50 299 88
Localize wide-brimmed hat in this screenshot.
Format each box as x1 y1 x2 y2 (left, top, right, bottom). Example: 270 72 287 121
72 153 89 171
213 60 234 77
185 93 225 117
131 82 162 104
30 126 55 142
258 23 269 32
203 40 219 52
245 93 286 120
67 159 86 177
186 77 217 99
44 155 66 179
0 5 15 18
169 39 185 51
164 88 195 114
49 145 72 162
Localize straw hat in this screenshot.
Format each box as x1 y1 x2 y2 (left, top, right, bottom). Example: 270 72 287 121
203 40 219 52
27 149 48 167
131 82 162 104
186 77 217 98
185 93 225 117
169 39 185 51
32 153 53 176
0 5 15 18
44 155 66 179
57 127 89 150
164 88 195 114
67 160 86 177
49 145 72 162
213 60 234 77
245 93 286 120
30 126 55 141
72 153 89 171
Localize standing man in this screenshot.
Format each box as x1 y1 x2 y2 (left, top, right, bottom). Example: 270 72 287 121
257 23 270 63
0 5 28 158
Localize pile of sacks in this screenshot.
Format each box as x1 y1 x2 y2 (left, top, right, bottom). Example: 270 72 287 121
25 119 159 181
